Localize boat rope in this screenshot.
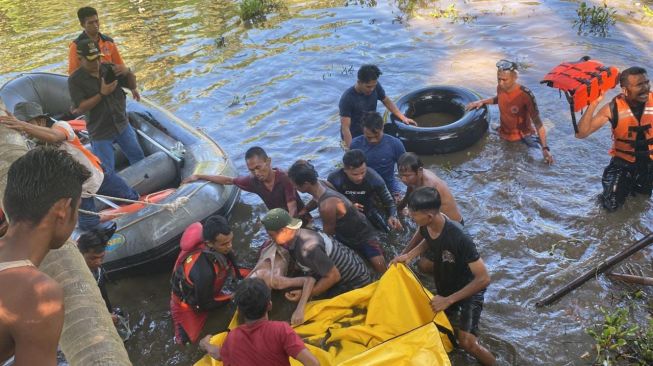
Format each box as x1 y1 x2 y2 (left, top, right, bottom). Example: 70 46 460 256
79 181 211 217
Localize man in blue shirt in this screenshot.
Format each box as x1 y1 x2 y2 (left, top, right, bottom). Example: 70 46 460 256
339 64 415 147
350 111 406 196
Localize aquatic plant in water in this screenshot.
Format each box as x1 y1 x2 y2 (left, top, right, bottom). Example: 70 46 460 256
573 1 616 37
239 0 282 23
586 307 653 365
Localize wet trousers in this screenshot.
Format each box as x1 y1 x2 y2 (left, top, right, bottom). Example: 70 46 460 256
601 157 653 211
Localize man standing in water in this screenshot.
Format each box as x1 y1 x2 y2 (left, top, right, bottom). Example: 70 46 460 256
391 187 495 366
396 152 464 274
466 59 554 164
184 146 309 222
68 6 140 101
0 147 90 366
339 64 416 148
576 67 653 211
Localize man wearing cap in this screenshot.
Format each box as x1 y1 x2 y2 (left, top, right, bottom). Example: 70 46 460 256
466 59 554 164
68 38 145 174
68 6 140 101
0 101 139 231
262 208 372 300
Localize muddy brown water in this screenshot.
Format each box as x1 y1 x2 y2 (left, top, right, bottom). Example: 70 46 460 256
414 111 462 127
2 0 653 365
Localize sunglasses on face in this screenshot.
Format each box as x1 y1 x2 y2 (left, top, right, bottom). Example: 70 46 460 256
496 59 517 71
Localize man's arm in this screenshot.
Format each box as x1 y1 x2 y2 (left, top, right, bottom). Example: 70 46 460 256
390 239 428 266
68 43 80 75
0 115 66 143
382 97 416 125
340 116 353 148
319 198 340 236
182 174 235 185
576 95 612 139
465 96 497 110
397 186 413 211
72 78 118 114
430 258 490 312
310 265 340 296
295 349 320 366
191 259 223 311
531 114 554 164
13 277 64 366
118 68 137 91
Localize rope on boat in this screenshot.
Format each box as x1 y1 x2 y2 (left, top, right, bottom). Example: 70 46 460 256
79 181 210 217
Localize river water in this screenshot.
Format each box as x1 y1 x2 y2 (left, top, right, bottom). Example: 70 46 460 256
2 0 653 364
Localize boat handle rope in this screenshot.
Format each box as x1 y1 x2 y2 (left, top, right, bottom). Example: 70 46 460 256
78 181 211 217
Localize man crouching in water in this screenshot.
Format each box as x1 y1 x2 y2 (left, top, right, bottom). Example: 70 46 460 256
391 187 495 365
170 215 243 344
0 147 90 366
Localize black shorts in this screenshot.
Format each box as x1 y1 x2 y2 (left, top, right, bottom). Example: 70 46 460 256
444 291 485 336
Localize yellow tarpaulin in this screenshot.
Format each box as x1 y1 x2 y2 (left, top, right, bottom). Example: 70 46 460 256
195 264 454 366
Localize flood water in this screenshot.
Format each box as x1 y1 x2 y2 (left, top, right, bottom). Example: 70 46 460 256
2 0 653 364
414 112 462 127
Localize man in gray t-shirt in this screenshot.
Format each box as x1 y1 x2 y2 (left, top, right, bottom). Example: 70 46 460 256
262 208 372 299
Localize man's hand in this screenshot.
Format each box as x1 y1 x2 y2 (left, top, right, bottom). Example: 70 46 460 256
111 313 119 325
130 88 141 102
199 335 221 360
389 254 409 267
430 295 453 313
465 100 484 111
388 216 403 230
542 148 554 165
100 78 118 96
285 289 302 302
0 112 27 132
402 117 417 126
353 203 365 212
290 309 305 326
182 174 200 184
113 64 130 76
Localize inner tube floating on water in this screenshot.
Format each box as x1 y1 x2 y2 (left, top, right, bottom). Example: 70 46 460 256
384 85 488 155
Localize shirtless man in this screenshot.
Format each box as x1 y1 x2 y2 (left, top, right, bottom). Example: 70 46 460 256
0 147 90 366
247 242 315 325
396 152 463 274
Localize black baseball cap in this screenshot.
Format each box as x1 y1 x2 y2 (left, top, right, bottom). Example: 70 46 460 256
76 38 103 61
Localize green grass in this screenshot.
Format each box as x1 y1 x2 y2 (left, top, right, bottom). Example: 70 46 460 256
239 0 281 23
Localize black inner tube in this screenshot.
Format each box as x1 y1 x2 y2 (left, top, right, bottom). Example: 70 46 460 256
406 98 465 128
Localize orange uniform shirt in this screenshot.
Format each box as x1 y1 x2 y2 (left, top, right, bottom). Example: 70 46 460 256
496 84 538 141
68 32 124 75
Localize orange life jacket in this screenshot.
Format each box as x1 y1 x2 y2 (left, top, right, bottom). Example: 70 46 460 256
610 93 653 163
541 56 619 111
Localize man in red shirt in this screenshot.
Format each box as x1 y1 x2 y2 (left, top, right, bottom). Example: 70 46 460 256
199 278 319 366
183 146 309 222
466 59 554 164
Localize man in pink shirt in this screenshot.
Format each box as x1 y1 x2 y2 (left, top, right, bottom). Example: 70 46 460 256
199 278 319 366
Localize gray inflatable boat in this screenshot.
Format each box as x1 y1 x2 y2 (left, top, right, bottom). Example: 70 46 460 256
0 72 239 275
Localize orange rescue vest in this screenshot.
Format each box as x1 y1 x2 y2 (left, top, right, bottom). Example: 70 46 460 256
611 92 653 163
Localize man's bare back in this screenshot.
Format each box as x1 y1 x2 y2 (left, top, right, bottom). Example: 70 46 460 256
0 262 64 366
419 169 463 223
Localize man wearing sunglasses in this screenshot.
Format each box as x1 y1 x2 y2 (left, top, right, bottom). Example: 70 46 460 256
466 60 554 165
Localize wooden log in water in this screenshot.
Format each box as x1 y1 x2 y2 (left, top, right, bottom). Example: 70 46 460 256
535 233 653 307
606 272 653 286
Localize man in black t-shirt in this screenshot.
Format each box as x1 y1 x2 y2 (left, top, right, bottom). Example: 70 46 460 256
391 187 495 366
68 38 144 174
327 149 402 233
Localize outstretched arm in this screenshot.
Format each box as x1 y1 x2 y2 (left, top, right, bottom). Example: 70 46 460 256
382 97 416 125
183 174 235 185
274 275 316 325
0 114 66 143
430 258 490 313
465 96 497 110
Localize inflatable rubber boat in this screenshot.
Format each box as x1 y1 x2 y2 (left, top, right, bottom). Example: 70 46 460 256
0 72 239 275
